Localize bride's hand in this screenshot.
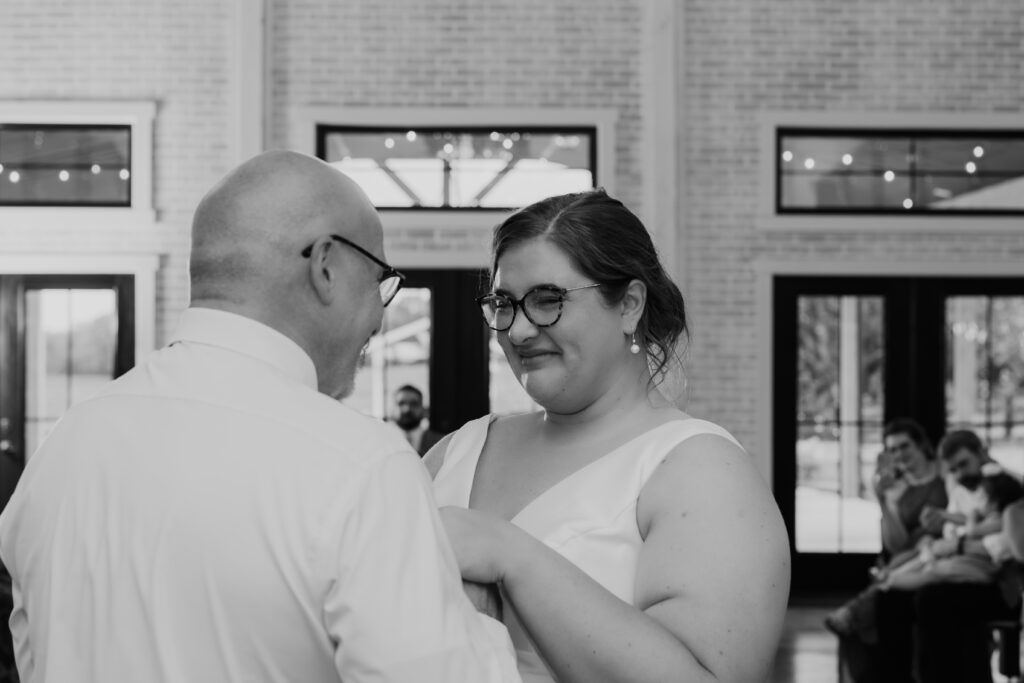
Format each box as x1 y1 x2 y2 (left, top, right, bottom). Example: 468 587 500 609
439 506 520 584
462 580 503 621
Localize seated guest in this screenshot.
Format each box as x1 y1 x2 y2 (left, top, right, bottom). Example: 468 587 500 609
880 467 1022 590
825 418 947 642
876 419 949 563
875 429 1021 683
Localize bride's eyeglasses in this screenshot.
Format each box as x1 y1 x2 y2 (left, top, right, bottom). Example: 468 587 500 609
476 283 600 331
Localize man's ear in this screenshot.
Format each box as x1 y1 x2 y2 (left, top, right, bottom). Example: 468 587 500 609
307 237 338 305
620 279 647 331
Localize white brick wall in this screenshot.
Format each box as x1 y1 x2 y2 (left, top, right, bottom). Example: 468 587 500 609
269 0 647 260
0 0 235 344
0 0 1021 457
679 0 1024 455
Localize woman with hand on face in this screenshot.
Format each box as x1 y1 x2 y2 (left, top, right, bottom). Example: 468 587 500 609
424 190 791 683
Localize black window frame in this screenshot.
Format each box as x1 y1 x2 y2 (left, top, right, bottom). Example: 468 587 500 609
316 124 598 211
0 123 133 208
775 127 1024 216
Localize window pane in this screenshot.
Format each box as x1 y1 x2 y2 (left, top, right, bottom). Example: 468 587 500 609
320 127 595 209
946 296 1024 474
349 288 431 421
796 296 885 553
24 289 118 460
778 130 1024 213
0 125 131 206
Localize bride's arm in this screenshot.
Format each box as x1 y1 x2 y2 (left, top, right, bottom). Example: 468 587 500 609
441 434 791 683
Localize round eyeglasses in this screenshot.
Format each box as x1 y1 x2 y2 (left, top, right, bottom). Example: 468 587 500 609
476 283 600 331
301 234 405 307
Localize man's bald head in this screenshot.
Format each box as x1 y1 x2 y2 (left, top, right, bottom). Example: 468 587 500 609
189 150 378 307
187 150 387 398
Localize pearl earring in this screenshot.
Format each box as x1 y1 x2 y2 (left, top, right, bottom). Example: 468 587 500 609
629 332 641 355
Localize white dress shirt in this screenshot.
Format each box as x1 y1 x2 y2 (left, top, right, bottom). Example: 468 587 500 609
0 308 518 683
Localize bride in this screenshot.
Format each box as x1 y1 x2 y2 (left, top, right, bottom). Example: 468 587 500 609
426 189 790 683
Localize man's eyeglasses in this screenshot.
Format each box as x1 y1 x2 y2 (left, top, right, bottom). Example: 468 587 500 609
301 234 405 307
476 283 600 332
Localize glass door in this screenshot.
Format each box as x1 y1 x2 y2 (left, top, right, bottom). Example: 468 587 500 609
0 274 134 509
944 293 1024 473
347 269 489 436
793 294 886 556
775 276 1024 594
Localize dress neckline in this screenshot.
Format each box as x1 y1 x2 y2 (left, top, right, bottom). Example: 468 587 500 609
470 417 694 523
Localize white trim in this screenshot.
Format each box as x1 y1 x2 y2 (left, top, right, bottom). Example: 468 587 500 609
753 257 1024 492
753 259 1024 278
0 253 159 365
642 0 680 278
232 0 266 164
0 100 157 223
756 111 1024 232
380 209 509 233
757 215 1024 232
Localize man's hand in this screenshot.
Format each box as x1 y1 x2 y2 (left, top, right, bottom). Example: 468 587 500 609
920 505 948 534
462 580 502 621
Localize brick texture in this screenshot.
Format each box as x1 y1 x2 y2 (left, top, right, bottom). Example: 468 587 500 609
680 0 1024 454
1 0 1022 458
0 0 234 343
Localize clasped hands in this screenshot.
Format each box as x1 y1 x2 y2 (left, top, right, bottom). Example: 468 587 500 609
440 506 525 622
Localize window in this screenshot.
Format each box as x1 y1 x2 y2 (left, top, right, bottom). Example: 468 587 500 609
317 126 596 210
777 129 1024 214
0 101 155 221
795 295 885 553
0 124 131 207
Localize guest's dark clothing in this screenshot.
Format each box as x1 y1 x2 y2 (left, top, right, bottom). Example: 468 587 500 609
876 580 1019 683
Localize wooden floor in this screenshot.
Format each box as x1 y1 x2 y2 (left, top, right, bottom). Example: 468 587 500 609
769 603 1021 683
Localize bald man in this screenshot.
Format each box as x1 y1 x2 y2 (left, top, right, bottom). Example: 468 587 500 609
0 151 519 683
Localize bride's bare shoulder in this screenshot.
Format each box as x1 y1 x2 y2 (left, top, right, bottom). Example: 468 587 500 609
486 411 543 441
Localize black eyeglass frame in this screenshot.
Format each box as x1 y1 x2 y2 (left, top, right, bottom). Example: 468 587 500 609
301 233 406 306
476 283 600 332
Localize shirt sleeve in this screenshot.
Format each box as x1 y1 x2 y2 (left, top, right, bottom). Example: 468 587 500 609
321 450 520 683
7 579 34 680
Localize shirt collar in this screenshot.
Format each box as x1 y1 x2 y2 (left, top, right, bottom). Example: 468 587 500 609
171 307 319 391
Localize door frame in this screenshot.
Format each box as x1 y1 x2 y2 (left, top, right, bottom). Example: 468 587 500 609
398 269 490 435
0 254 158 364
0 274 137 516
756 258 1024 594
